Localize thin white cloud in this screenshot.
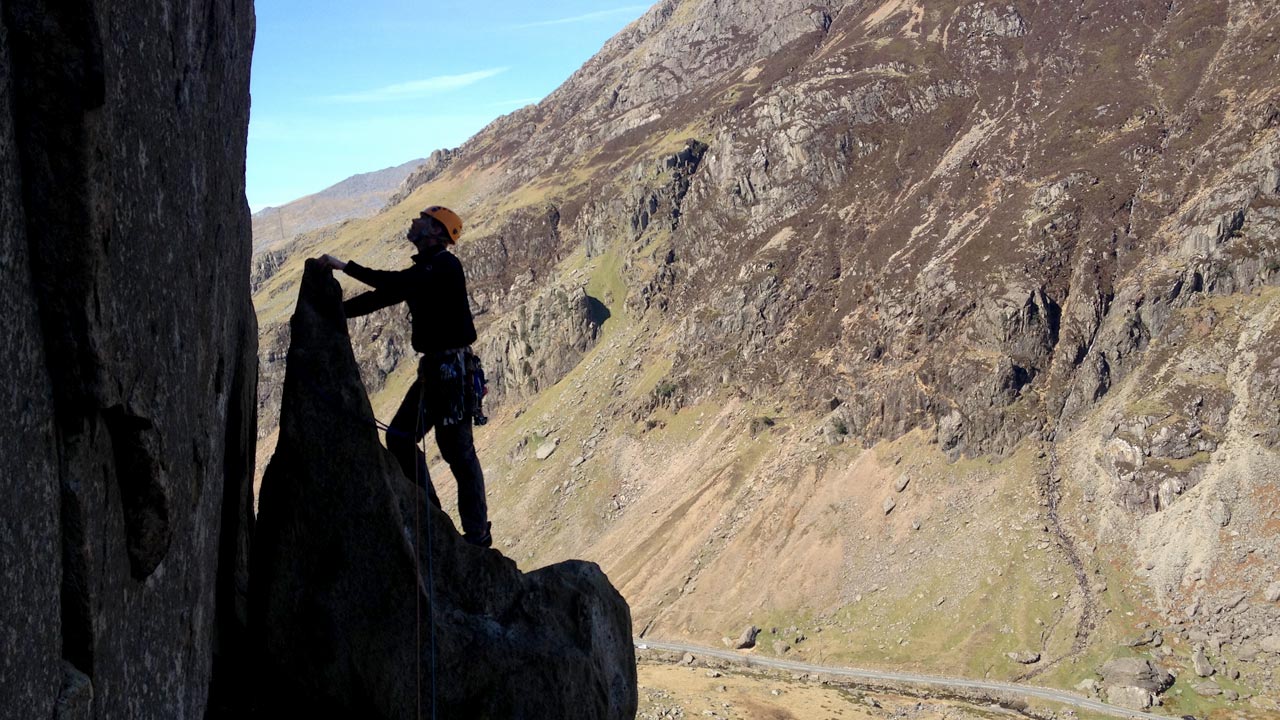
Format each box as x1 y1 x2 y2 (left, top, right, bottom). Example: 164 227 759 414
510 5 651 30
323 68 509 103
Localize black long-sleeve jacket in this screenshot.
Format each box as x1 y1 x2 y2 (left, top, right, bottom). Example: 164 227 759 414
341 245 477 353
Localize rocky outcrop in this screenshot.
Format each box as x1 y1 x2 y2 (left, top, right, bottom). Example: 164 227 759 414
462 203 567 296
385 148 458 209
476 281 607 404
247 262 636 719
257 301 415 448
0 1 256 718
1098 658 1174 710
250 247 290 294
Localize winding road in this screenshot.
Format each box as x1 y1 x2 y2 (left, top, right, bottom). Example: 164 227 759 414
636 638 1175 720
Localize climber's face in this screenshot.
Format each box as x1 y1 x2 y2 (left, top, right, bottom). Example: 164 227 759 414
407 217 444 249
407 217 428 241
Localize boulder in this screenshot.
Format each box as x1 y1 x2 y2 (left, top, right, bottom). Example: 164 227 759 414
735 626 761 649
1259 635 1280 654
536 438 560 460
1264 582 1280 603
882 497 897 515
1192 645 1215 677
1007 651 1041 664
1129 629 1163 647
1210 500 1232 528
248 262 637 719
1219 591 1248 613
1099 657 1174 693
1106 686 1153 710
1075 678 1101 696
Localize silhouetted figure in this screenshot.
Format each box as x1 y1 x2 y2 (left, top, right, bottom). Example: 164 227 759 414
320 206 492 547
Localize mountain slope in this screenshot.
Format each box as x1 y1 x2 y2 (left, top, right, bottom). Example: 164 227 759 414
252 1 1280 713
251 157 424 252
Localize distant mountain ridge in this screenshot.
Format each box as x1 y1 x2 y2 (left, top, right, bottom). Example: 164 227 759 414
251 158 424 251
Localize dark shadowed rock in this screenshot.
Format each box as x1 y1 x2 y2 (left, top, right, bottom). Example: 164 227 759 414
1 30 62 714
248 261 636 719
1 1 256 718
735 625 761 649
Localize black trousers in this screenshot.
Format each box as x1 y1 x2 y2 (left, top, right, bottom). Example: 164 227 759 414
386 359 489 543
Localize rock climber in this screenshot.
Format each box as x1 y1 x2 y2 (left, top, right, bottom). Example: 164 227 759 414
319 206 492 547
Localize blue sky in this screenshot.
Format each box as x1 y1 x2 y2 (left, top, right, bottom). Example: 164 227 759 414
248 1 655 211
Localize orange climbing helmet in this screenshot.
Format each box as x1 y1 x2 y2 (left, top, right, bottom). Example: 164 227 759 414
421 205 463 244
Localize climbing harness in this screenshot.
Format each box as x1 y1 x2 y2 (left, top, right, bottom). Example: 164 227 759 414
467 351 489 426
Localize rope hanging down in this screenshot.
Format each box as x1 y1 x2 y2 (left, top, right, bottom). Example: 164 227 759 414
297 362 436 716
413 383 439 720
295 359 438 716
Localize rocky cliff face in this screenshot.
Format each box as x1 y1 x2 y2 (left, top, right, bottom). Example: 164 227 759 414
247 262 637 719
256 0 1280 495
249 0 1280 711
1 1 256 718
262 0 1280 459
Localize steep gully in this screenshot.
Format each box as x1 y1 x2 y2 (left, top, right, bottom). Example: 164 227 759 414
1015 445 1098 682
